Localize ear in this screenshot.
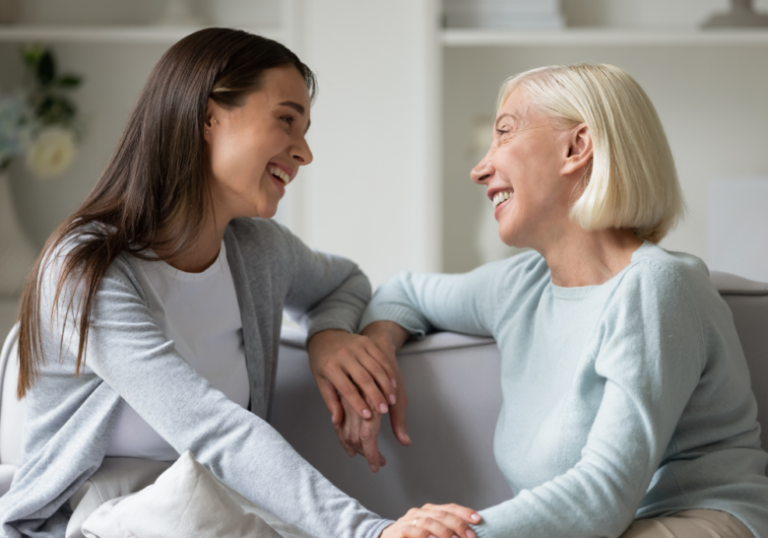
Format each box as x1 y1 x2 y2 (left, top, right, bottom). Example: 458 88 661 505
203 98 218 143
562 123 593 177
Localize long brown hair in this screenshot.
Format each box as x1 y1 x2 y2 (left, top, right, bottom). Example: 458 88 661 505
17 28 316 398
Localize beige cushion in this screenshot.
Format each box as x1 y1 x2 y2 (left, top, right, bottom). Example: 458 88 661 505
81 452 311 538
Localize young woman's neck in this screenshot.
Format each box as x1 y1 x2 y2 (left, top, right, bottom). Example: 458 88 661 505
539 223 644 288
158 207 230 274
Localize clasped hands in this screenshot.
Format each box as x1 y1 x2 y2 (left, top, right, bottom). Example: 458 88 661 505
307 322 481 538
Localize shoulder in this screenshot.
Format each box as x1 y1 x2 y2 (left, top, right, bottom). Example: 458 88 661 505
621 242 712 297
610 242 717 322
40 223 145 303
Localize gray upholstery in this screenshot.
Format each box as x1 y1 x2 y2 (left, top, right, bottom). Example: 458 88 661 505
0 272 766 521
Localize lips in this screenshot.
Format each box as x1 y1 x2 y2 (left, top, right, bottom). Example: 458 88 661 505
492 190 512 208
268 166 291 186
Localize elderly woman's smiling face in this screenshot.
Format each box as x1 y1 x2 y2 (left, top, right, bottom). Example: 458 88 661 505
471 87 592 250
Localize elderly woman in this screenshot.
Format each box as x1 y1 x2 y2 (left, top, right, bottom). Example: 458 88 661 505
327 64 768 538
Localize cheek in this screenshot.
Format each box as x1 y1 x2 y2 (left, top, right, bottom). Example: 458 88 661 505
209 131 270 188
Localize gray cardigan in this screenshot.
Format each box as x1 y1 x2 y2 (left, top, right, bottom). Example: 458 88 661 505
0 218 393 538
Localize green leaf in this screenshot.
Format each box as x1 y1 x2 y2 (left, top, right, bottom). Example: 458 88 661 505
37 51 56 86
36 95 76 125
57 74 82 88
20 43 45 68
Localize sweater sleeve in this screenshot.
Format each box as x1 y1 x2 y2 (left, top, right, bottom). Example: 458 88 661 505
277 224 372 339
55 257 391 538
359 261 505 338
473 264 705 538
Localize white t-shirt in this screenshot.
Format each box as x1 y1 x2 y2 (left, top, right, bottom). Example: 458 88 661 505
106 241 249 460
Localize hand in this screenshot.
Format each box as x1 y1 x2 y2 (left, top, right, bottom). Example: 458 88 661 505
361 322 411 447
308 330 397 424
335 391 386 472
380 503 482 538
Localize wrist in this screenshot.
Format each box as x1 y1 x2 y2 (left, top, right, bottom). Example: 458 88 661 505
361 321 408 353
307 328 347 353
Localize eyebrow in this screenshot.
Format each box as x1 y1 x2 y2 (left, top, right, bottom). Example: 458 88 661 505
280 101 305 115
279 100 311 132
495 112 521 126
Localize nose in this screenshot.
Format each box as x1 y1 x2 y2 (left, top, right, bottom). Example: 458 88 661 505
470 149 494 185
291 134 313 166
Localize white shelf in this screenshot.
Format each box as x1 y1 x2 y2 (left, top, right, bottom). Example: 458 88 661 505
0 24 286 45
442 28 768 47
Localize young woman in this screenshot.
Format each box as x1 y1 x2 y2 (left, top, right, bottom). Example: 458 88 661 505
333 64 768 538
0 28 479 538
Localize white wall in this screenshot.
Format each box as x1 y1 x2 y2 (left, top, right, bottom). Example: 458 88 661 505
293 0 442 288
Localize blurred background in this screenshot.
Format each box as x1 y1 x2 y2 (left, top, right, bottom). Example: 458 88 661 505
1 0 767 336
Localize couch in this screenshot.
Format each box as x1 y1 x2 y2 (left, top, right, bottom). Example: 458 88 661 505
1 271 766 521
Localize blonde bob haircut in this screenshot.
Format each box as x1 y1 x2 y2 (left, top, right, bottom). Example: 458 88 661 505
498 63 684 243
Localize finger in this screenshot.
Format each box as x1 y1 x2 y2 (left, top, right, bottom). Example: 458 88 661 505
345 362 390 415
328 371 373 419
358 352 397 405
364 341 399 392
418 510 475 538
423 504 482 525
402 522 436 538
390 386 411 446
317 379 344 425
333 423 357 458
409 516 455 538
361 423 382 472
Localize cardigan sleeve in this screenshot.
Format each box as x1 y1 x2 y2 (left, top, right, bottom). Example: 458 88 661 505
277 224 372 339
46 255 391 538
473 263 706 538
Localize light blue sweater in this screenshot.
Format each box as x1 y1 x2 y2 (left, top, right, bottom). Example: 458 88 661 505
360 242 768 538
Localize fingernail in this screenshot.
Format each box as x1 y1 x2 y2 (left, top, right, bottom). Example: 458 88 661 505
471 513 481 522
389 394 397 405
369 464 378 472
391 378 397 388
379 403 388 413
362 409 372 419
466 530 476 538
429 535 437 538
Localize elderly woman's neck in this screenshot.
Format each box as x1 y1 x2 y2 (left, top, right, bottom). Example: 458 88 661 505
542 228 644 288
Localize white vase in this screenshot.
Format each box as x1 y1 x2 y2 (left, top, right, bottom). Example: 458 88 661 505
0 171 37 297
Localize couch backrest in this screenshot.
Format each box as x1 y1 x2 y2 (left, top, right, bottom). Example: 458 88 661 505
710 271 768 448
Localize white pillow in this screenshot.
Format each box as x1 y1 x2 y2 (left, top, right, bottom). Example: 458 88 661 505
67 457 172 538
81 452 312 538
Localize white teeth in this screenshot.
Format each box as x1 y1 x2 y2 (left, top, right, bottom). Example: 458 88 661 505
492 191 512 208
268 166 291 185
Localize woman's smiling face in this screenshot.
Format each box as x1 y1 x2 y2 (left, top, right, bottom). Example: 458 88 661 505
471 87 576 250
204 64 313 221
